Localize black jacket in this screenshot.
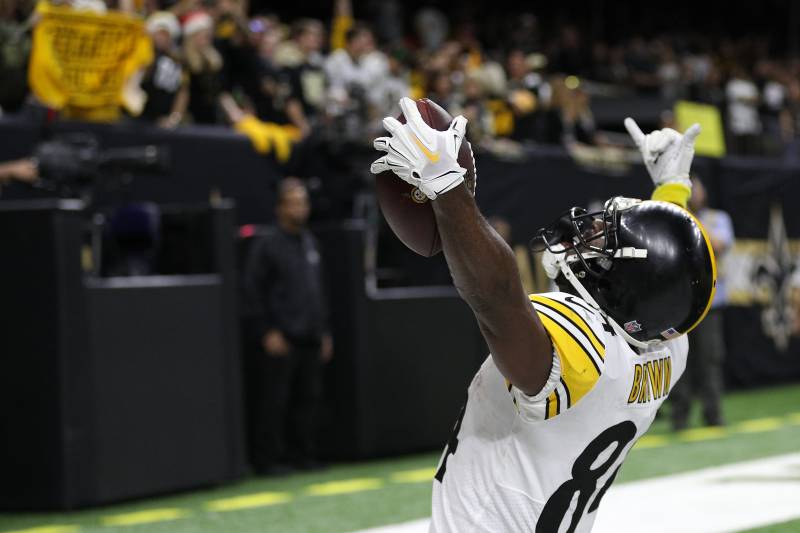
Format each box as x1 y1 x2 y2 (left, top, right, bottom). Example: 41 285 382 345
243 226 329 341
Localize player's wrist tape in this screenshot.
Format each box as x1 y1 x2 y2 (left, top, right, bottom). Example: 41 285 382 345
652 181 691 209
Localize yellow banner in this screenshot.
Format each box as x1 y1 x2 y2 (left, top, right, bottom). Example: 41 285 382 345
28 3 152 118
674 100 727 158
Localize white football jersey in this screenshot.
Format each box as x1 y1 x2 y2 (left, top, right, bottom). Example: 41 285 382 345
430 292 688 533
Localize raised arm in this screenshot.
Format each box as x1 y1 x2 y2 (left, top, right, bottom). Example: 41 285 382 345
371 98 553 395
433 185 553 394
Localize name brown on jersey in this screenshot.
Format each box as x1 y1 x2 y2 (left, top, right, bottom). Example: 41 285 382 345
627 356 672 404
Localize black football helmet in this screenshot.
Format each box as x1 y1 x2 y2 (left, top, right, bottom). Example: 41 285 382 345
531 197 717 347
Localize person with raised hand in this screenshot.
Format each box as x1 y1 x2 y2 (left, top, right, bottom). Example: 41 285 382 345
370 100 713 532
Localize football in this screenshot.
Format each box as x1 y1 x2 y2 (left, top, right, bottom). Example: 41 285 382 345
374 98 477 257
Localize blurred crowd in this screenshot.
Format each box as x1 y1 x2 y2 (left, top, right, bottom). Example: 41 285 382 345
3 0 800 157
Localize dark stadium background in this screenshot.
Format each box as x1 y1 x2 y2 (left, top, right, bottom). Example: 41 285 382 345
262 1 800 52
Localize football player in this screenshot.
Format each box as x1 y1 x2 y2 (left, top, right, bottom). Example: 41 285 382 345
370 97 715 533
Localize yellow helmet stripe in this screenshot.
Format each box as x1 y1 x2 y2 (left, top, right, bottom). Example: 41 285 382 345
683 208 718 335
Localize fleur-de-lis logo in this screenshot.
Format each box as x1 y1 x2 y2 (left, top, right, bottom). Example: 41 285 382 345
753 204 797 351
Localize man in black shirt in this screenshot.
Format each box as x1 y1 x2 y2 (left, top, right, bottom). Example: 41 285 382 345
141 12 188 128
243 177 332 474
283 19 327 129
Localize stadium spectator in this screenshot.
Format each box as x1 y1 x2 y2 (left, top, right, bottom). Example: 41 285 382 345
163 0 204 18
368 48 411 127
0 0 33 114
547 76 600 146
324 22 386 140
454 72 494 143
506 49 546 96
182 11 223 124
759 60 790 156
140 11 188 128
10 1 800 157
725 65 762 155
671 175 734 430
212 0 287 129
244 17 297 127
425 70 458 115
51 0 107 13
276 18 327 134
212 0 255 87
686 61 725 109
505 49 549 142
243 177 332 475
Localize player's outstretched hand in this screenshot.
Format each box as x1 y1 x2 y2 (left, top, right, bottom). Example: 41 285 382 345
624 118 701 188
370 97 468 200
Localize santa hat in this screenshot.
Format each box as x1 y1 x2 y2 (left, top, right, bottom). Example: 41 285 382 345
146 11 181 40
182 11 213 37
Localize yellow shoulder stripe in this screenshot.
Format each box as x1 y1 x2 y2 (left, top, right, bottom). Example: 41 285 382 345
546 391 558 419
535 312 601 410
530 295 605 359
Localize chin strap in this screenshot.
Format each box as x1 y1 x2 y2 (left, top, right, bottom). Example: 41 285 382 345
543 247 655 350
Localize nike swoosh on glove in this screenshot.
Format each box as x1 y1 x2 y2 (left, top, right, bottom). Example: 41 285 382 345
370 97 468 200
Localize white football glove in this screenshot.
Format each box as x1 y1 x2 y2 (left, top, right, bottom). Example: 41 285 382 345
370 97 468 200
624 118 701 188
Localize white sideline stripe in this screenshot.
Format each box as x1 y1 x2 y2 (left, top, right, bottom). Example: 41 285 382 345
350 453 800 533
593 452 800 533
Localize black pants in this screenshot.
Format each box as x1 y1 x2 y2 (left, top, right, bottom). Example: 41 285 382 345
246 336 323 471
671 309 726 429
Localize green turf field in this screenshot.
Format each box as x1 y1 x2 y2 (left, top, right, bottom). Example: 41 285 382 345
2 383 799 533
744 519 800 533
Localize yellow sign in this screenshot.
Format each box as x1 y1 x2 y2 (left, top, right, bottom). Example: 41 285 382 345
28 3 152 120
674 100 726 158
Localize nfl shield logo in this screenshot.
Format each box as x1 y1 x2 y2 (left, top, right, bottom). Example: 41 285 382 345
624 320 643 333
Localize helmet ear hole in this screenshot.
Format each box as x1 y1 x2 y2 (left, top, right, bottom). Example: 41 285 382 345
596 257 613 271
